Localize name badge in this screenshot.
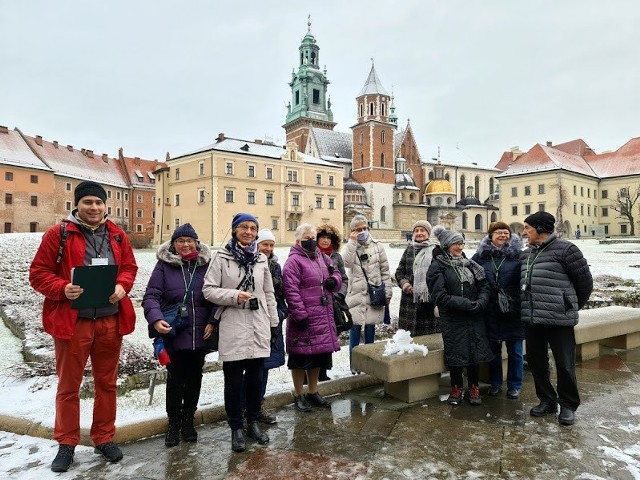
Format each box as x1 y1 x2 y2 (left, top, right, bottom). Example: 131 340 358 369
92 257 109 266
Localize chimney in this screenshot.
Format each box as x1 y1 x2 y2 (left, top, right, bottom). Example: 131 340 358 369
102 153 108 162
165 152 171 162
0 125 8 134
134 156 140 165
118 147 124 160
35 135 43 146
53 140 58 148
86 149 94 158
255 139 263 145
67 145 73 151
217 133 225 142
546 141 553 147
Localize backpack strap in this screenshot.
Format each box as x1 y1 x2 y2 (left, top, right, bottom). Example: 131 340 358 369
56 222 69 264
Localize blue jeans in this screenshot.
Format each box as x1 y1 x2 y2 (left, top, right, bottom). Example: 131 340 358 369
349 324 375 367
489 339 523 391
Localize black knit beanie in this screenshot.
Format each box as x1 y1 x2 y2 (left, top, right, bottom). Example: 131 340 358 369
74 181 107 205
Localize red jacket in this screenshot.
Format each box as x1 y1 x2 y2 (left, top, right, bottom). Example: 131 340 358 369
29 220 138 339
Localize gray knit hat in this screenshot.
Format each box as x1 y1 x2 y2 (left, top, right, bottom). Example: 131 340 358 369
412 220 432 235
432 225 464 250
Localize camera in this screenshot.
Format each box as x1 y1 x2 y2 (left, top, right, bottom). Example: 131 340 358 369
248 298 259 310
179 305 189 318
321 295 328 306
359 253 369 261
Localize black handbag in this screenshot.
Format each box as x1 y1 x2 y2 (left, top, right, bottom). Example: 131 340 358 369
204 320 219 352
358 252 386 308
333 294 353 332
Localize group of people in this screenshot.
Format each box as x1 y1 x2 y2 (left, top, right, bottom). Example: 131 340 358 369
29 181 592 473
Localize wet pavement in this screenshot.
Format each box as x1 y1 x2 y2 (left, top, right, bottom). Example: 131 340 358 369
4 345 640 479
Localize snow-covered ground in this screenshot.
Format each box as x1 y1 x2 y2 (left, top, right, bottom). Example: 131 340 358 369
0 234 639 431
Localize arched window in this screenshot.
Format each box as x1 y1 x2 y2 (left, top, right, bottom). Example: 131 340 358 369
445 173 450 181
426 197 431 205
380 206 386 222
489 178 495 196
381 152 385 167
410 193 415 201
369 103 374 115
474 176 480 199
460 175 466 197
428 171 434 180
475 214 482 231
359 132 363 145
462 212 468 229
381 130 386 144
359 104 364 117
381 103 386 116
490 212 497 222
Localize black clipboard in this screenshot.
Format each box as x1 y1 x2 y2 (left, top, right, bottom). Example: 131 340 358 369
71 265 118 309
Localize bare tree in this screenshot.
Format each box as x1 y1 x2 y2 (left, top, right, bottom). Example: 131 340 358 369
609 185 640 236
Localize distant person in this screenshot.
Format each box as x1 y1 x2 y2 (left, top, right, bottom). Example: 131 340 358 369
472 222 524 399
142 223 216 447
520 212 593 426
428 226 493 406
395 220 440 336
341 215 392 374
575 229 581 239
282 223 342 412
202 213 279 452
29 181 138 472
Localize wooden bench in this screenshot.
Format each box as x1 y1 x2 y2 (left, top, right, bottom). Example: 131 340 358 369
575 305 640 360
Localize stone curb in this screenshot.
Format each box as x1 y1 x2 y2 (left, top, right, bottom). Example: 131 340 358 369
0 374 382 446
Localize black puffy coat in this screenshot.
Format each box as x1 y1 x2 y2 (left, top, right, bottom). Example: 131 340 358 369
472 235 524 342
520 233 593 327
427 251 494 367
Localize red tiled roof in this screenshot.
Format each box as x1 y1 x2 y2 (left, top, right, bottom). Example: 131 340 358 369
552 139 594 157
587 137 640 178
494 151 513 171
500 143 597 178
119 151 165 190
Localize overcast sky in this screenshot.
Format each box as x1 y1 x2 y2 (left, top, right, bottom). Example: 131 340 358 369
1 1 639 167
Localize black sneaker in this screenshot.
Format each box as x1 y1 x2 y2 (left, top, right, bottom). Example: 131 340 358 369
94 442 123 462
447 385 462 405
294 394 312 412
488 386 502 397
51 444 75 472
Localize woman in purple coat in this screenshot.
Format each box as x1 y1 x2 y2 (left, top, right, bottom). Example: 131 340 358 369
142 224 216 447
283 223 342 412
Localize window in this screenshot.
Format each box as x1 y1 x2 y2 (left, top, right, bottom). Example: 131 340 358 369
4 172 13 181
29 222 37 232
175 194 180 206
538 203 545 212
525 204 531 214
381 130 386 144
511 187 517 197
538 184 545 194
359 132 363 145
29 174 38 184
295 90 300 105
65 182 72 191
602 207 608 217
175 219 180 229
587 188 591 198
116 207 121 216
266 192 274 205
316 174 322 185
524 186 531 196
5 193 12 205
288 220 298 231
329 175 334 187
124 208 129 217
602 190 608 199
107 190 112 199
292 194 300 206
312 89 320 104
198 189 205 203
107 206 112 215
266 167 273 180
30 195 38 207
622 224 628 235
328 198 335 209
65 201 71 211
226 162 233 175
175 168 180 180
137 194 143 203
124 193 129 201
573 204 577 214
225 190 234 203
380 152 385 167
248 165 255 177
587 205 591 216
287 170 298 182
511 205 518 215
580 205 584 215
199 162 205 176
116 191 121 200
136 224 143 233
247 191 256 204
315 197 322 209
136 209 143 218
580 186 584 196
4 222 11 233
360 153 364 168
573 185 577 195
271 218 278 230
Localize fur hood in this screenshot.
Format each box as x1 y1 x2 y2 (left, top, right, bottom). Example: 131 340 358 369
316 223 342 249
156 241 211 267
475 234 522 259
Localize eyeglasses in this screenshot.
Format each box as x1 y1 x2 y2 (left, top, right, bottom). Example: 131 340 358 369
237 225 258 232
175 239 196 245
452 241 465 247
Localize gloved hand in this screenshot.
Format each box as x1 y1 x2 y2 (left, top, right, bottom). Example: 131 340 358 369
296 318 309 330
470 301 482 313
270 327 278 350
327 264 335 274
324 277 337 291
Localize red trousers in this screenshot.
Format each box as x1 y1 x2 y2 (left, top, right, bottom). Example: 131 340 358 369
53 315 122 446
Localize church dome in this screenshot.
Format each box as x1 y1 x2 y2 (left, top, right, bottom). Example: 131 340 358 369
345 177 366 192
425 179 454 194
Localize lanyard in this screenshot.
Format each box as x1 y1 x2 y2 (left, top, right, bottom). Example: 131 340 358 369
88 230 108 258
180 262 197 304
490 256 506 284
524 245 548 284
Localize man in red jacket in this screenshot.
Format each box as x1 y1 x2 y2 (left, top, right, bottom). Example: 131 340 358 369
29 181 138 472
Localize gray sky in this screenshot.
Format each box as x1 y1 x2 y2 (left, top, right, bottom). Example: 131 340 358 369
1 0 639 167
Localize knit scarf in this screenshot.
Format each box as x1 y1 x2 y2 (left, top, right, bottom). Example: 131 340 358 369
73 211 106 231
226 238 259 291
319 245 333 256
412 239 437 303
438 253 486 285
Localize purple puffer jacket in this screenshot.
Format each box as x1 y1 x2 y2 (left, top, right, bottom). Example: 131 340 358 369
283 244 342 356
143 242 216 353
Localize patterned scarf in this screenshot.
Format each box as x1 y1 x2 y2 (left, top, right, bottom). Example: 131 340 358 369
226 238 259 291
438 253 486 285
412 239 437 303
73 211 106 231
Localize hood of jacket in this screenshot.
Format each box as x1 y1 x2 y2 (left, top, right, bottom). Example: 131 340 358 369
157 241 211 267
316 223 342 249
476 234 522 259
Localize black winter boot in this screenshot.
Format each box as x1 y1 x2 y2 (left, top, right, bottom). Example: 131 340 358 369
181 415 198 442
231 428 246 452
165 415 181 447
246 421 270 445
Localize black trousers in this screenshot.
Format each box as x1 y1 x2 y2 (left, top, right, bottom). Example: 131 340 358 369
449 363 479 387
525 324 580 411
165 349 207 418
223 358 264 430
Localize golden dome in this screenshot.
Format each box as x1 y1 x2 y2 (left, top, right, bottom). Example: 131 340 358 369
425 179 454 194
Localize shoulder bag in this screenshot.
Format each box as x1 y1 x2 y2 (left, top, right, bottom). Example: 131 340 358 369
358 249 386 308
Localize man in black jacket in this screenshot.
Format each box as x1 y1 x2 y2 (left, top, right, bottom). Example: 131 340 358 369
520 212 593 426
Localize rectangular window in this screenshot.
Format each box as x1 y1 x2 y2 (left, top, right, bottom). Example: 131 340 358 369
225 190 234 203
271 218 278 230
573 204 577 214
4 222 11 233
175 168 180 180
538 203 545 212
538 184 545 194
316 174 322 185
65 182 72 191
602 190 608 199
247 191 256 204
511 205 518 215
292 194 300 206
266 192 274 205
175 194 180 206
524 186 531 196
580 186 584 196
329 175 334 187
136 209 143 218
137 194 143 203
573 185 577 195
136 224 143 233
65 201 71 211
604 225 609 235
5 172 12 181
107 206 112 215
248 165 255 178
29 222 37 232
587 188 591 198
602 207 608 217
266 167 273 180
287 170 298 182
288 220 298 231
198 189 205 203
312 88 320 104
580 205 584 215
116 191 121 200
30 174 38 184
511 187 517 197
587 205 591 216
524 204 531 214
328 198 335 209
116 207 121 216
226 162 233 175
30 195 38 207
124 193 129 201
315 197 322 209
621 224 628 235
5 193 12 205
175 219 180 229
199 161 205 176
124 208 129 217
107 190 112 199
